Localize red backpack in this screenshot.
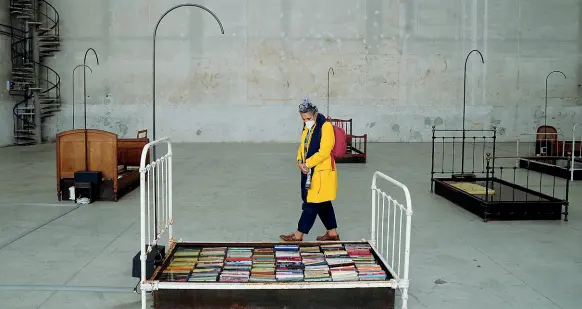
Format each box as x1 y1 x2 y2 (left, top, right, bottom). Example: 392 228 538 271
328 120 347 170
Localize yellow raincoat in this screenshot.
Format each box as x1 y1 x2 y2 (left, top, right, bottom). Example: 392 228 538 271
297 120 338 203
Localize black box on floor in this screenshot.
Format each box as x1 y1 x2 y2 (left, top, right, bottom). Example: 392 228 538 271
74 182 95 203
74 170 102 184
74 171 102 201
132 245 166 279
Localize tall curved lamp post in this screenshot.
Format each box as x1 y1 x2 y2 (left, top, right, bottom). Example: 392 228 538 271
72 64 92 130
81 48 99 171
327 67 335 117
83 48 99 131
544 70 566 127
461 49 485 175
152 4 225 155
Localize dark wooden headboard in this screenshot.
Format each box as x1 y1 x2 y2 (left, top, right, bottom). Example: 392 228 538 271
118 138 150 167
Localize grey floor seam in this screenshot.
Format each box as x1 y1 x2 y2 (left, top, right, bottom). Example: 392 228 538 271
0 205 81 251
36 219 138 309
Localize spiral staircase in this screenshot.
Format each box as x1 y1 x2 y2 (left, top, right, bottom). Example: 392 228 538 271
9 0 60 145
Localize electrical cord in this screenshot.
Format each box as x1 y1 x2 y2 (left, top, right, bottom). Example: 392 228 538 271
133 280 141 294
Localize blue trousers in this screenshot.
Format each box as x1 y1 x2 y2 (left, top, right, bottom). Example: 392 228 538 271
297 201 338 234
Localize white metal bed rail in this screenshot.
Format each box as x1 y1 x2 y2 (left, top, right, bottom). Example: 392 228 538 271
370 171 413 309
139 137 173 307
570 123 582 180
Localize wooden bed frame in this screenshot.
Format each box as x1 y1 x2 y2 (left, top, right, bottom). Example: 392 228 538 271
56 129 150 202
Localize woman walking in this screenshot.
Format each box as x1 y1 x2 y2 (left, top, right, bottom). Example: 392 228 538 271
280 99 340 242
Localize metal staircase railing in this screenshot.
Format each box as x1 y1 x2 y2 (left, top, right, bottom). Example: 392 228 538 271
9 0 60 145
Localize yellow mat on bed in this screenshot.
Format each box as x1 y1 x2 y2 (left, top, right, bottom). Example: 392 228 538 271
450 182 495 195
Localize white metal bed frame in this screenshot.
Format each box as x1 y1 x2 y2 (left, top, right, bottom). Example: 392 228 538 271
138 138 413 309
516 124 582 181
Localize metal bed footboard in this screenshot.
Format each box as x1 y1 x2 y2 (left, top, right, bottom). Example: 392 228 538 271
516 132 566 164
140 137 173 308
371 171 413 309
516 126 582 181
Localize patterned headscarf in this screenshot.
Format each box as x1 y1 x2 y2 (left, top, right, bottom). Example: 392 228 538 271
298 97 318 114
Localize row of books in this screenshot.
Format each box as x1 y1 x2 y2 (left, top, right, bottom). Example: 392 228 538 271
158 244 387 283
220 247 253 282
275 245 302 281
346 244 388 281
189 247 225 282
249 247 275 282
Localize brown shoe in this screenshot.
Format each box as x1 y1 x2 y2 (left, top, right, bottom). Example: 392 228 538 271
279 233 303 242
316 232 340 241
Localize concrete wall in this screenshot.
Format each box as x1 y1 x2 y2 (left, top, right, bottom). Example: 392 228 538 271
44 0 582 143
0 6 13 147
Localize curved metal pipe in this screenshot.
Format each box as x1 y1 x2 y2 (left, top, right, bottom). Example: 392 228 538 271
83 48 99 131
152 3 225 145
327 67 335 117
72 64 92 130
461 49 485 175
544 70 566 127
146 5 224 268
463 49 485 130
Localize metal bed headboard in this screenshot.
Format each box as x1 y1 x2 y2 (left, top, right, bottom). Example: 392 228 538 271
431 127 497 190
139 137 173 307
371 171 413 309
516 131 565 159
328 118 353 136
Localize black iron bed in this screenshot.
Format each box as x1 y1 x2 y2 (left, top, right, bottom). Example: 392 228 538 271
430 126 570 222
429 49 569 222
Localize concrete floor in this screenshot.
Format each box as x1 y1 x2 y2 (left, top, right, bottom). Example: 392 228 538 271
0 142 580 309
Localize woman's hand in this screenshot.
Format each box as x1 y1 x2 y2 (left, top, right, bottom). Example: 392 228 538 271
297 161 309 174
